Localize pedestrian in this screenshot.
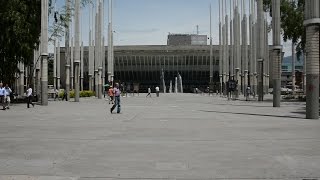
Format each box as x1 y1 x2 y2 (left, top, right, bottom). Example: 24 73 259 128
110 83 121 114
0 83 6 110
146 87 152 98
5 84 12 109
26 85 34 108
62 89 68 101
246 86 251 101
108 86 114 104
155 86 160 97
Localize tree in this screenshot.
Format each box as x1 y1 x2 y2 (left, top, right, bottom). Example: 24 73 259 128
0 0 92 85
263 0 305 58
0 0 41 85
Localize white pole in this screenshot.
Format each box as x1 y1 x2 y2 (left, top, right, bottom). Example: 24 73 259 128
41 0 48 105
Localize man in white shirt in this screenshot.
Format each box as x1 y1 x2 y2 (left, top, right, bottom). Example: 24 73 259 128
155 86 160 97
26 85 34 108
4 84 12 109
146 87 151 98
0 83 6 110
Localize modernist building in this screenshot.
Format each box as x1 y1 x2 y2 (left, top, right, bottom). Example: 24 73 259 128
59 45 220 92
167 34 208 46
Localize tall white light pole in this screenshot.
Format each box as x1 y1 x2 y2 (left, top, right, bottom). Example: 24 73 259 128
74 0 80 102
41 0 48 105
257 0 264 101
94 1 99 97
108 0 114 84
209 4 213 83
98 0 103 99
304 0 319 119
65 0 71 101
230 0 234 81
225 0 229 86
54 39 57 92
242 0 248 95
57 41 60 90
219 0 223 95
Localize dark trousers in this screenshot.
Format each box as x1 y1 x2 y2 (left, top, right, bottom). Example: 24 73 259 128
0 95 4 109
27 96 34 108
146 93 151 97
111 96 121 113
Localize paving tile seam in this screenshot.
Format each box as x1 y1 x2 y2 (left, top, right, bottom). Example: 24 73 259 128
76 176 320 180
0 137 319 142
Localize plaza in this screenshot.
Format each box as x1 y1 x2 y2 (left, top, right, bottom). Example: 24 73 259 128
0 94 319 179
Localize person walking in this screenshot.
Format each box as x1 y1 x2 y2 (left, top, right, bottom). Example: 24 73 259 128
26 85 34 108
0 83 6 110
155 86 160 97
108 86 114 104
110 83 121 114
4 84 12 109
146 87 152 98
246 86 251 101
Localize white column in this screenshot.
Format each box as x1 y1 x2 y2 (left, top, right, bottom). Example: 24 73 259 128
41 0 48 105
57 41 61 90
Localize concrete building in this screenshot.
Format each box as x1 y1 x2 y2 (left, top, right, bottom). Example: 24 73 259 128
59 45 220 93
167 34 208 46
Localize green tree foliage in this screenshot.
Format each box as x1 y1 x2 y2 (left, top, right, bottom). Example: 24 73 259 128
0 0 92 86
263 0 305 58
0 0 41 85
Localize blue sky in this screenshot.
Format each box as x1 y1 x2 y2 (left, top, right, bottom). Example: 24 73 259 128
50 0 292 56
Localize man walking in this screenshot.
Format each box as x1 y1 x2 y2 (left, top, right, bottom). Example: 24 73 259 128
26 85 34 108
110 83 121 114
146 87 152 98
0 83 6 110
5 84 12 109
155 86 160 97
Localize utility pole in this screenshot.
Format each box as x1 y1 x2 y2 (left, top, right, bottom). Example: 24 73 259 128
41 0 48 106
304 0 319 119
272 0 281 107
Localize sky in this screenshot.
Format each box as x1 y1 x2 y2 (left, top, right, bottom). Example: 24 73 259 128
50 0 293 57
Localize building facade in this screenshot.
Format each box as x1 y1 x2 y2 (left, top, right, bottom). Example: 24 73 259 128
167 34 208 46
59 45 220 92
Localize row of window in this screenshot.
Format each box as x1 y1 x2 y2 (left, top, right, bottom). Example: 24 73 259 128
111 56 220 66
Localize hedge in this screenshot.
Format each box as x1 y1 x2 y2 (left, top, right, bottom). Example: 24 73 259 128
59 90 95 98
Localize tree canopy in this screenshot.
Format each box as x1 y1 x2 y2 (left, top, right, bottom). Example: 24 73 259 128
263 0 305 58
0 0 92 85
0 0 41 85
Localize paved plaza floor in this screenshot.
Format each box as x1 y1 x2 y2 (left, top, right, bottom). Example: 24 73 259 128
0 94 319 180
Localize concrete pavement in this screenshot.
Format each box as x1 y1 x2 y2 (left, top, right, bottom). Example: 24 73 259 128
0 94 319 179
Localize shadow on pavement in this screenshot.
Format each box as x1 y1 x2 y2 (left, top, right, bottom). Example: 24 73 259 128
200 110 305 120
